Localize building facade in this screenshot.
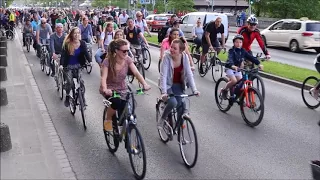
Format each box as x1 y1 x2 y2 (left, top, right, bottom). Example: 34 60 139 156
194 0 248 13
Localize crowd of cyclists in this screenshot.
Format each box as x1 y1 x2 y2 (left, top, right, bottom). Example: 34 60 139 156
1 6 319 178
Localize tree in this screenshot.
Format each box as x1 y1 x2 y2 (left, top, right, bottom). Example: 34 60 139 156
92 0 128 8
167 0 196 12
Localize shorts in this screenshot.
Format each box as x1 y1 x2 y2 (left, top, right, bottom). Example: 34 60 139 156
104 95 126 112
225 68 243 79
202 39 220 54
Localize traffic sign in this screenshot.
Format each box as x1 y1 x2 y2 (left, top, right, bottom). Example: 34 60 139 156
140 0 151 4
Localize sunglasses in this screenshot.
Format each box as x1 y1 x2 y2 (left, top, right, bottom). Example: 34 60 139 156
137 15 142 17
249 23 257 26
41 22 46 24
118 49 129 53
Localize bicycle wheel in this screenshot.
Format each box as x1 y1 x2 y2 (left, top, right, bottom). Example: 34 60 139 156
6 30 14 40
240 87 264 127
178 118 198 168
86 63 92 74
127 124 147 180
158 59 161 73
103 107 119 153
137 62 145 88
215 77 232 112
40 56 45 72
78 89 87 130
301 76 320 109
59 71 64 100
45 55 51 76
156 99 170 143
251 75 265 100
190 45 198 65
197 60 208 77
211 58 223 83
69 89 77 115
142 48 151 70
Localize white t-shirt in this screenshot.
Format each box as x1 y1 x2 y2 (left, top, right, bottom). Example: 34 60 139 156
119 14 129 25
100 31 114 46
134 19 147 34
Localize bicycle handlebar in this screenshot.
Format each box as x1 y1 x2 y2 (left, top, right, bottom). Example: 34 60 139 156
111 88 147 98
168 94 197 98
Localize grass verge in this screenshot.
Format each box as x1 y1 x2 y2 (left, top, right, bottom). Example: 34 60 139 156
146 35 318 83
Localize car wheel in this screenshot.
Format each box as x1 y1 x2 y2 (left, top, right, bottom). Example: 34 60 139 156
262 35 267 47
289 40 300 52
315 48 320 53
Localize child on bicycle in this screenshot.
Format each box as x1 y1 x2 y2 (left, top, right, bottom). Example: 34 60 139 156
311 54 320 100
221 34 263 99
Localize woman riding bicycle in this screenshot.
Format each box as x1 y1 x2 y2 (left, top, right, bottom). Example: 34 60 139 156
100 39 151 132
158 37 200 129
310 54 320 100
60 27 92 107
221 34 262 99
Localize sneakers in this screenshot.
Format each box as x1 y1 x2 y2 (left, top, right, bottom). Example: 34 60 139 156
310 88 319 100
104 120 113 132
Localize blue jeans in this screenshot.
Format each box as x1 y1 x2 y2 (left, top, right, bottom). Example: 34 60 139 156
161 84 187 120
94 45 107 64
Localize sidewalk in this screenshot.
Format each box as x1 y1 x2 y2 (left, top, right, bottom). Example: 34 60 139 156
0 34 76 179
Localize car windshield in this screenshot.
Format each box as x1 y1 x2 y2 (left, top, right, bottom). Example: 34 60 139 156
154 16 167 21
306 23 320 32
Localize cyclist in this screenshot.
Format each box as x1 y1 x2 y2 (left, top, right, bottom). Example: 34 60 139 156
310 54 320 100
237 15 271 59
22 18 33 47
166 20 184 38
36 18 53 58
95 22 114 66
99 39 151 132
60 27 92 107
55 14 67 30
221 34 262 99
200 17 226 74
134 11 151 37
103 16 118 31
192 18 203 53
123 17 149 58
8 10 15 31
78 16 93 43
118 10 129 29
50 23 66 77
31 13 40 50
158 38 200 129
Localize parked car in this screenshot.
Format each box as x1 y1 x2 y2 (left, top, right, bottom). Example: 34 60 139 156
261 18 320 53
179 12 229 44
145 14 168 32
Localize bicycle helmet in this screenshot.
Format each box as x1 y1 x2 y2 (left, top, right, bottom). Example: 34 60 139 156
233 34 244 42
247 15 258 24
315 53 320 73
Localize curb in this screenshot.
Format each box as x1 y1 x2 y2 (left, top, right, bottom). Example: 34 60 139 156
149 43 303 89
15 33 77 179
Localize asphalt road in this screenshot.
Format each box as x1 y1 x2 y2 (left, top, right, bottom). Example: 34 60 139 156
150 30 318 70
19 32 319 179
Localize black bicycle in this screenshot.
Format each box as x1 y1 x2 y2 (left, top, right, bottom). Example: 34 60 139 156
64 67 87 130
198 48 224 83
102 87 147 179
301 76 320 109
155 94 198 168
141 44 151 70
127 53 145 86
85 42 93 74
25 33 33 52
39 43 51 76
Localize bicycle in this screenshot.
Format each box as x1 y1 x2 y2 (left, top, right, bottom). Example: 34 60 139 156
141 43 151 70
155 94 198 168
39 43 51 76
244 53 268 100
198 47 225 83
215 67 265 127
52 55 64 100
64 66 87 130
301 75 320 109
102 87 147 179
127 51 146 86
85 42 93 74
24 33 33 52
190 43 202 65
3 24 15 40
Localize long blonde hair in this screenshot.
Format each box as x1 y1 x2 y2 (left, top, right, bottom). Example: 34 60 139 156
63 27 80 55
114 29 124 40
107 39 128 78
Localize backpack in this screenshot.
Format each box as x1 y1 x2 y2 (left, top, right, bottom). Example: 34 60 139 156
158 25 170 43
124 26 140 38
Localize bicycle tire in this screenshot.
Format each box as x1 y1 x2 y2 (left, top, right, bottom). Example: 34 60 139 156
142 48 151 70
156 99 169 143
240 87 264 127
190 45 199 65
69 89 77 115
178 118 198 168
137 62 145 88
127 124 147 180
214 77 232 112
40 57 45 72
301 76 320 109
45 55 51 76
59 71 64 100
211 59 223 83
197 60 207 77
86 64 92 74
78 89 87 130
251 75 265 100
103 107 119 153
158 59 161 73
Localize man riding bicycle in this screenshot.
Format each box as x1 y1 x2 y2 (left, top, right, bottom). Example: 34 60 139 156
237 15 271 59
50 23 66 77
36 18 53 58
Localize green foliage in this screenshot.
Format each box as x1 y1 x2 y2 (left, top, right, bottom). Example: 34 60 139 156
91 0 128 8
251 0 320 19
167 0 196 12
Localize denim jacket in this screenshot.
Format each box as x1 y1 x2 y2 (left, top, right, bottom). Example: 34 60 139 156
159 51 197 94
225 47 260 69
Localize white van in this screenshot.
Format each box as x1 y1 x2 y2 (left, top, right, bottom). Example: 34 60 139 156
179 12 229 43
